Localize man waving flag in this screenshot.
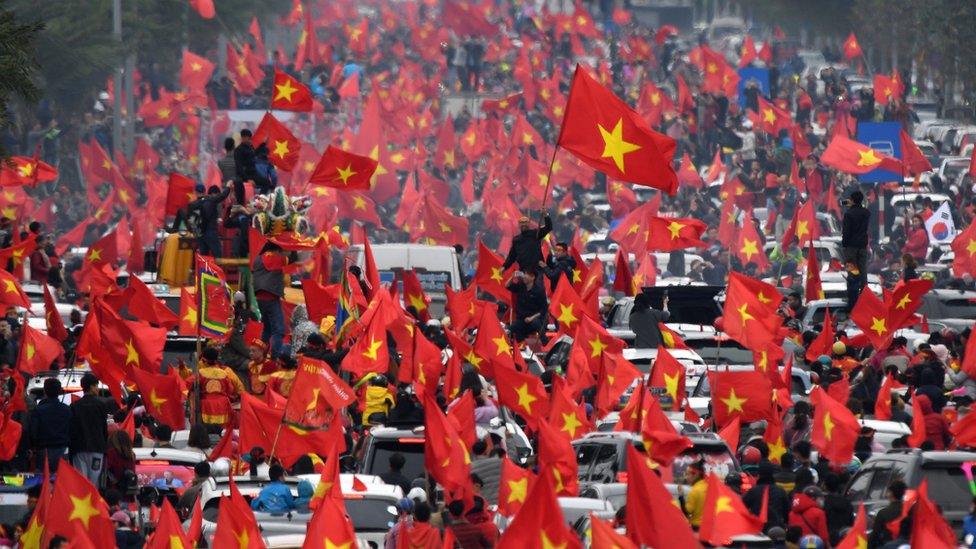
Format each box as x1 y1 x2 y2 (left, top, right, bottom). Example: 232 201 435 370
557 65 678 193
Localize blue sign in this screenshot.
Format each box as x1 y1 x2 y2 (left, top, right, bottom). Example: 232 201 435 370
856 122 902 183
737 68 770 108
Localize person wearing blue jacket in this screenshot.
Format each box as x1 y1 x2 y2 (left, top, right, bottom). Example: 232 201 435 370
250 464 294 514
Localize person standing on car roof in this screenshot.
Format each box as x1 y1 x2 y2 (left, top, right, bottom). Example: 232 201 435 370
841 190 870 296
379 452 412 495
629 292 669 349
503 214 552 271
540 241 576 288
69 373 112 488
28 378 70 473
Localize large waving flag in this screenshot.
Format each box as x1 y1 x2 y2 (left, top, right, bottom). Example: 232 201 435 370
196 254 232 339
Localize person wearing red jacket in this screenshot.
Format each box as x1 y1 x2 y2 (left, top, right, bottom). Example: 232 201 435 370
916 394 952 450
788 485 830 543
903 214 929 262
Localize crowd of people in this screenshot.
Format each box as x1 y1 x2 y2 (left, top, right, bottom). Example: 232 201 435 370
1 0 976 547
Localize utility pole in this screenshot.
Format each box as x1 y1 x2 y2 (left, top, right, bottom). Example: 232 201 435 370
112 0 123 161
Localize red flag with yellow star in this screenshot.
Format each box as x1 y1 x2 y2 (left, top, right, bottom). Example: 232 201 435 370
421 391 471 496
0 156 57 187
638 81 674 128
0 269 29 308
45 462 115 548
557 64 678 193
763 413 789 464
308 145 377 190
0 232 35 279
416 193 469 247
611 248 633 296
835 504 868 549
549 276 591 334
574 311 625 373
754 96 792 136
676 152 703 188
497 467 582 549
809 386 861 464
125 275 180 329
16 325 60 375
734 214 770 271
708 370 774 427
804 243 825 303
498 455 536 517
640 394 693 465
400 269 431 322
145 499 191 549
850 287 892 350
781 200 820 250
625 445 698 548
548 378 591 440
129 366 186 431
821 135 903 175
164 173 196 216
722 272 783 351
659 322 690 350
177 287 198 336
494 363 548 427
42 284 68 343
649 346 685 411
887 278 932 329
699 473 764 546
951 221 976 278
536 418 579 496
339 312 390 377
284 356 355 427
270 69 313 112
842 32 863 59
304 492 356 549
253 112 301 172
646 215 707 251
213 478 267 549
474 240 512 303
434 117 458 170
180 50 215 92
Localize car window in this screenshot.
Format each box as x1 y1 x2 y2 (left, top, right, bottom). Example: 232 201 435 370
846 468 874 500
685 339 754 365
866 464 892 501
588 445 621 484
574 444 601 481
365 439 425 484
344 497 400 531
922 465 973 512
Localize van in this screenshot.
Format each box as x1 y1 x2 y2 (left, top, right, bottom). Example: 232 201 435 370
346 244 462 317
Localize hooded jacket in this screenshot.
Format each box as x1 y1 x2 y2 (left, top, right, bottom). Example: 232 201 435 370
916 394 951 450
788 492 829 542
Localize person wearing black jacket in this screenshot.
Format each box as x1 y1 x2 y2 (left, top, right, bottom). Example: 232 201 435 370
868 480 906 547
742 461 790 531
541 242 576 287
506 270 548 342
234 129 258 183
189 182 231 258
28 378 70 472
841 190 870 283
822 473 854 545
69 373 111 487
503 214 552 271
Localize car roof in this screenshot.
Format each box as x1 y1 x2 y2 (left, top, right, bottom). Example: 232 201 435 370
872 449 976 464
364 426 426 440
133 447 206 463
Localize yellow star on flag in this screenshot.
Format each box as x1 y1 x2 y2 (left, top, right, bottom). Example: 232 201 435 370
325 539 352 549
507 478 528 503
597 118 642 173
737 303 755 326
560 411 584 438
492 336 511 356
490 266 504 283
796 220 809 240
125 339 140 366
714 496 734 514
20 515 42 549
757 292 772 304
272 140 291 159
438 221 452 233
234 529 250 549
362 337 383 360
336 165 356 185
149 389 168 409
3 280 17 294
895 294 911 310
762 108 776 124
740 238 759 260
352 195 367 210
407 293 427 312
25 343 35 360
870 317 887 336
557 304 579 325
856 148 881 166
650 92 661 105
721 388 747 414
626 223 640 235
541 531 567 549
663 371 680 400
823 412 835 440
514 383 537 414
274 78 298 102
463 351 483 368
87 248 102 263
588 337 608 358
68 493 101 528
18 162 33 177
767 437 786 462
667 220 685 239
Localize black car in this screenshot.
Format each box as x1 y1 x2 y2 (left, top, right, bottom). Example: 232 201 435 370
844 448 976 534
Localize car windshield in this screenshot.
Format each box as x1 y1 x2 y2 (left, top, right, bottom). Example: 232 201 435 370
365 439 425 484
696 373 806 396
685 339 753 364
922 465 972 512
670 446 738 484
344 497 399 530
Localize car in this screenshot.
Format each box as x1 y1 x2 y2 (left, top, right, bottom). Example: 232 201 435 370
844 448 976 534
356 426 427 483
858 419 911 450
345 244 463 318
0 474 42 526
680 332 755 367
621 347 707 390
604 286 724 343
686 364 813 418
572 431 740 486
133 447 206 488
25 368 118 403
196 475 400 546
594 411 701 435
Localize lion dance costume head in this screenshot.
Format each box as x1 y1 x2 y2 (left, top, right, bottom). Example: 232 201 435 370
251 187 311 237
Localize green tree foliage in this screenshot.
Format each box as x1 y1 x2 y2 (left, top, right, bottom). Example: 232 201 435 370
0 2 41 160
